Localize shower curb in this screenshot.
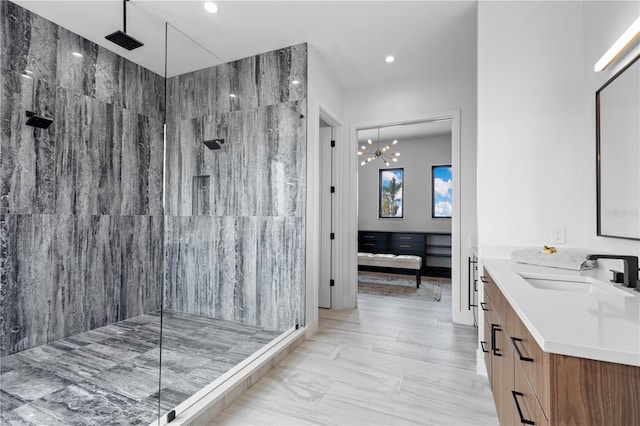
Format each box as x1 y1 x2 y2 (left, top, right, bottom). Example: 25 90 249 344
151 325 308 426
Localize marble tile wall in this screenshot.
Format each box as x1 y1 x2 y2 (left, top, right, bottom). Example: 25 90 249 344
164 44 307 331
0 214 164 356
164 216 304 327
1 2 165 216
0 2 165 356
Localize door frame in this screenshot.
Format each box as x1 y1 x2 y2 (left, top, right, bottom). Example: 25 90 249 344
318 112 339 309
337 110 467 323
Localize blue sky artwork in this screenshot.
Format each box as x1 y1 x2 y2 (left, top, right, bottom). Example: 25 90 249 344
433 166 452 217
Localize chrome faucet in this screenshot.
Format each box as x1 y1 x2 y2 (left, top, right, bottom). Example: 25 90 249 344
586 254 639 291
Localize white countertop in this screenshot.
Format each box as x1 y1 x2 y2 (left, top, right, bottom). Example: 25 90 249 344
482 257 640 367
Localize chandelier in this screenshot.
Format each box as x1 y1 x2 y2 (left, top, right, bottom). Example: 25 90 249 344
358 128 400 166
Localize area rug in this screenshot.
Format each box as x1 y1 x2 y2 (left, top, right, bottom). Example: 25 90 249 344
358 271 445 302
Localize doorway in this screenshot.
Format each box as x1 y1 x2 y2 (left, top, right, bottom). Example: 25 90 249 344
345 110 469 324
355 120 453 295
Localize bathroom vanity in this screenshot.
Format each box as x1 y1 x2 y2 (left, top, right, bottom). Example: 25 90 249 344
481 259 640 425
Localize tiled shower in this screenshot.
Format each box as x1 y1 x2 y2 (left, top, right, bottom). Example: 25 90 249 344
0 2 306 424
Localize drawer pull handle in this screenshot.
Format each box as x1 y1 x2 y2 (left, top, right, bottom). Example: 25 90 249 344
511 391 535 425
480 276 488 283
399 244 411 248
491 324 502 357
400 236 411 240
510 337 534 362
480 302 488 311
480 341 489 353
364 235 375 239
363 243 374 246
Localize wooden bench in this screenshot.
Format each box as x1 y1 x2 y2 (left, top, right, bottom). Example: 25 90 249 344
357 252 423 288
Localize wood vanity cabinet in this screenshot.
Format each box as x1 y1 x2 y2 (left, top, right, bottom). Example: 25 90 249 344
481 268 640 426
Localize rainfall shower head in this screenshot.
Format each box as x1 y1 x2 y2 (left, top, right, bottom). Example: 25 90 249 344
106 0 144 51
203 139 224 150
25 111 53 129
105 30 143 51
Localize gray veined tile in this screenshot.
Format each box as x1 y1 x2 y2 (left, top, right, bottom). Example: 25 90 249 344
2 402 68 426
0 388 27 413
253 44 307 108
1 309 285 424
0 214 163 356
30 382 157 426
55 26 99 98
0 68 57 214
0 2 58 82
0 365 71 401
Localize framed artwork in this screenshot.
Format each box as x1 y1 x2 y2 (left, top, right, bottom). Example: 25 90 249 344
432 165 452 218
379 168 403 218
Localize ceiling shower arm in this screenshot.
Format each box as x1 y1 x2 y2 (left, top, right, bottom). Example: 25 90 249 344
123 0 127 33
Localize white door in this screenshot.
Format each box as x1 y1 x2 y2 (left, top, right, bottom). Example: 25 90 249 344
319 127 333 308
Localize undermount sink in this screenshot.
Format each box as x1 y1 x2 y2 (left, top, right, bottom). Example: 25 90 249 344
518 272 633 297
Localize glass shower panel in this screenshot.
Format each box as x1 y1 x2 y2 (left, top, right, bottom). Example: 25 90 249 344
159 22 229 419
159 22 307 422
0 2 164 425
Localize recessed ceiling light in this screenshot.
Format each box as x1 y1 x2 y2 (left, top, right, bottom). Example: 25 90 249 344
385 55 395 63
204 2 218 14
72 52 83 58
291 79 300 85
229 93 237 98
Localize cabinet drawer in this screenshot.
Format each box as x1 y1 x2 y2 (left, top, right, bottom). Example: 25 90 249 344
483 271 512 327
390 233 425 244
389 240 424 252
358 241 387 253
482 272 496 298
359 232 387 242
514 364 549 426
510 309 551 418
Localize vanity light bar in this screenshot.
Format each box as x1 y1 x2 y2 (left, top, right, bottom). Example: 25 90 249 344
594 15 640 72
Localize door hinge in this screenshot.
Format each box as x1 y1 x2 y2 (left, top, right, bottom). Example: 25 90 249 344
167 410 176 423
330 279 335 287
330 233 335 240
330 140 336 148
330 186 335 193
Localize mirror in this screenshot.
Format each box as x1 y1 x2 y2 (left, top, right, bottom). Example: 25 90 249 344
596 53 640 240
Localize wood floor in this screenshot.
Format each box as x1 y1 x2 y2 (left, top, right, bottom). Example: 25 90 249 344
217 283 499 425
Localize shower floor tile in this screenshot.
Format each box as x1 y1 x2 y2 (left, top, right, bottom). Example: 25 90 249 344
0 311 282 425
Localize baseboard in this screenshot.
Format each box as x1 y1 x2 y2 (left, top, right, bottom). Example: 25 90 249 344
151 325 307 426
476 348 487 376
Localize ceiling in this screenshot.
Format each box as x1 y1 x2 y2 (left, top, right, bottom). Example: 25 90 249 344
357 120 451 144
13 0 477 87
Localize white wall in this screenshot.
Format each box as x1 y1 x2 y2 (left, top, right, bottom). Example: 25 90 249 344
358 134 452 233
477 1 587 250
477 0 640 261
336 64 478 325
306 45 345 333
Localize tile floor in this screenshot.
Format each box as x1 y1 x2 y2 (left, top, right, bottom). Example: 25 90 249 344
0 311 281 425
217 281 499 425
